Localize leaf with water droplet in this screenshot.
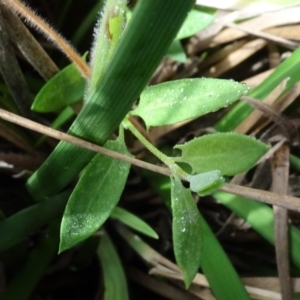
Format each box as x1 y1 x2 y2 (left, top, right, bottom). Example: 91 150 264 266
171 176 202 288
59 135 132 252
188 170 225 196
131 78 249 129
174 133 269 176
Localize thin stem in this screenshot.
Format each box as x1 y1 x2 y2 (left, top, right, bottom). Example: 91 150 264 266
0 108 300 212
1 0 90 78
123 117 189 179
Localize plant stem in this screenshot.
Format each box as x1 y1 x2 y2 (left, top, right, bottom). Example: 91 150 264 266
0 108 300 212
123 117 189 179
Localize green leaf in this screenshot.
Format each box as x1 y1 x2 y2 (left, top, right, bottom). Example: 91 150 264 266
188 170 225 196
59 137 132 252
27 0 195 201
175 9 214 40
88 0 126 95
1 222 60 300
35 106 75 146
0 191 69 253
166 40 187 63
215 44 300 132
97 231 129 300
174 133 269 176
213 191 300 270
199 210 251 300
111 207 158 239
132 78 249 129
31 62 86 113
170 176 202 288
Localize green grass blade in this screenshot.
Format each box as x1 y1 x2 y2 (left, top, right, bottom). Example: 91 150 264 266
27 0 195 201
213 191 300 269
111 207 158 239
215 46 300 132
97 231 129 300
0 191 69 252
199 210 250 299
1 222 60 300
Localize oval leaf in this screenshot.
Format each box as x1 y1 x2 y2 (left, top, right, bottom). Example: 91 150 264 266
171 176 202 288
59 137 132 252
111 207 158 239
174 133 269 176
188 170 225 196
31 62 86 113
131 78 249 129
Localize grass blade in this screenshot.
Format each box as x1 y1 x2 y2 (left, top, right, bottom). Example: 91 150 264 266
27 0 195 200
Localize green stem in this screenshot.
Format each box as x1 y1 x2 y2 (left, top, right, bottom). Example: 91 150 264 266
123 118 188 179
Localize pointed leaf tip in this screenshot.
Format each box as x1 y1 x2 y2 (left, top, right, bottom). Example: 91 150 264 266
171 176 202 288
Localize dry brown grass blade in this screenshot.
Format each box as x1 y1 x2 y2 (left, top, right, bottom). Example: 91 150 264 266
209 6 300 48
237 96 298 144
2 6 59 81
196 40 247 75
0 0 89 78
224 22 298 49
202 39 267 78
243 69 274 88
0 5 32 117
118 226 282 300
265 25 300 41
242 277 300 293
235 82 286 134
128 268 202 300
271 144 291 300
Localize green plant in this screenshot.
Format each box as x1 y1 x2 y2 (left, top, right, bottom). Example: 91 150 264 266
1 0 300 299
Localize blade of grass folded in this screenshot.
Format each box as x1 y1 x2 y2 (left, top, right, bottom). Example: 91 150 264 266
215 46 300 132
97 231 129 300
213 191 300 270
1 222 60 300
0 191 70 252
111 207 158 239
27 0 195 201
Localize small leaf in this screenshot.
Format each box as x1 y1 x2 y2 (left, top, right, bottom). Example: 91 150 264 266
174 133 269 176
171 176 202 288
131 78 249 129
166 40 187 63
188 170 225 196
111 207 158 239
59 136 132 252
31 62 86 113
97 231 129 300
175 9 214 40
